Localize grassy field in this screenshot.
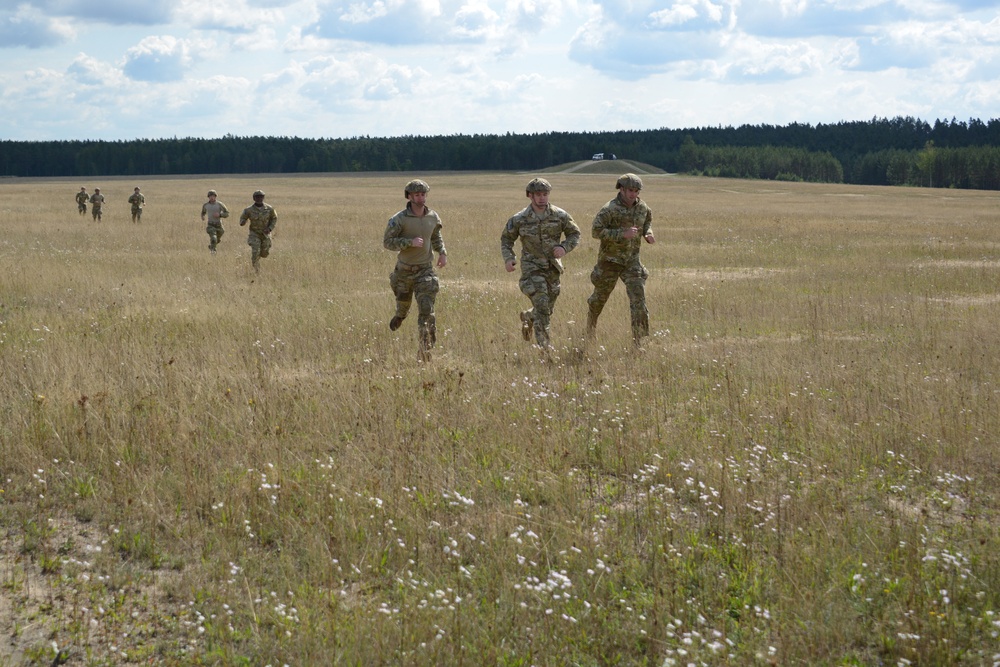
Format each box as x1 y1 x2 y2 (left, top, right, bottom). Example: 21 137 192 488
1 171 999 665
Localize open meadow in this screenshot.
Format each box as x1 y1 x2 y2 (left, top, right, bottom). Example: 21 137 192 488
1 171 999 665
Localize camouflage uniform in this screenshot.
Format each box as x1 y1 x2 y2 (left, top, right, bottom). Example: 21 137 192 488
501 179 581 348
239 190 277 271
76 188 88 215
201 190 230 254
128 188 145 223
587 174 654 342
89 190 105 221
383 180 447 359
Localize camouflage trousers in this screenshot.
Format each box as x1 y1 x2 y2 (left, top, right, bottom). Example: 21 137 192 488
131 207 142 223
247 231 271 269
91 205 102 221
587 259 649 340
519 266 562 347
206 222 225 251
389 262 439 349
77 202 87 215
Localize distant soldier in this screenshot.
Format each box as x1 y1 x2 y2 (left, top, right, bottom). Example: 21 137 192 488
239 190 277 272
89 188 105 221
75 187 89 215
383 179 447 361
201 190 230 254
128 187 145 223
586 173 655 344
501 177 581 349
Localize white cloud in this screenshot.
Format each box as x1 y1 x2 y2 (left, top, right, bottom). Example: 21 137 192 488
67 53 123 85
44 0 176 25
569 16 726 78
508 0 568 31
236 25 282 51
735 0 901 38
123 35 193 81
177 0 286 31
648 0 728 30
305 0 449 43
301 0 549 44
452 0 500 39
363 64 427 99
723 36 831 81
0 5 75 48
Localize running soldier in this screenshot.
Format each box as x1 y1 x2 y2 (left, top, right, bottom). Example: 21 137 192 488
383 179 447 361
76 187 89 216
586 173 656 344
201 190 230 254
239 190 277 272
500 177 580 349
128 187 145 223
89 188 105 221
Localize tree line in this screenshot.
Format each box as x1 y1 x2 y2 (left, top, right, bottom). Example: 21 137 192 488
3 116 1000 190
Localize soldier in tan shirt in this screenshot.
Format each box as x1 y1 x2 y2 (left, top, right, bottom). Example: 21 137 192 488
128 187 145 223
383 179 448 361
89 188 105 221
201 190 230 254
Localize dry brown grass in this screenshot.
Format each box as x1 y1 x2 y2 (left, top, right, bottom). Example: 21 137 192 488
1 173 999 665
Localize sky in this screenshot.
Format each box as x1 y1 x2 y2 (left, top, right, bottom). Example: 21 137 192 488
1 0 999 142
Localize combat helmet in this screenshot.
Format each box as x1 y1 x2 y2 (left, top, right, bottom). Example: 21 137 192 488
525 177 552 194
616 173 643 191
404 179 430 197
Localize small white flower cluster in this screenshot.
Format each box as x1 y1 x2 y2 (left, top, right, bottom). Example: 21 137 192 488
257 467 280 505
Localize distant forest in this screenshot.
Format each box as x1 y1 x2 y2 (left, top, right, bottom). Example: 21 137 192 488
4 116 1000 190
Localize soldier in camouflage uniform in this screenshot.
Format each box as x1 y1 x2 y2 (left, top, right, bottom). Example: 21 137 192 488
201 190 230 254
76 187 89 215
383 179 448 361
586 173 656 344
239 190 277 272
89 188 105 221
128 187 145 223
501 177 581 349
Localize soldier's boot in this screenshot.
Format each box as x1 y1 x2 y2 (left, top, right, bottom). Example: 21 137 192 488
390 302 410 331
426 322 436 348
519 311 533 342
536 328 554 361
417 329 432 362
631 313 649 346
586 310 600 338
534 321 551 350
